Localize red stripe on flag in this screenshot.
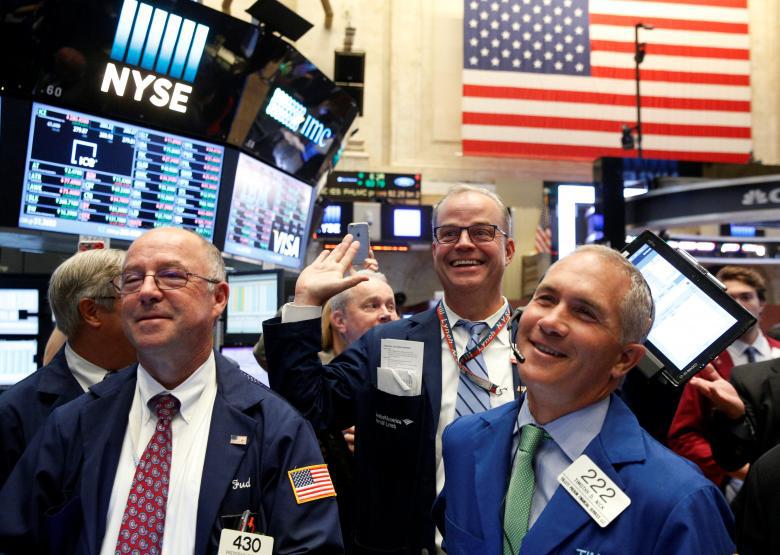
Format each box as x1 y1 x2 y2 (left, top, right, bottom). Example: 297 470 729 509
462 140 750 164
590 40 749 60
463 85 750 112
614 0 746 8
588 13 747 34
591 66 749 86
463 112 751 138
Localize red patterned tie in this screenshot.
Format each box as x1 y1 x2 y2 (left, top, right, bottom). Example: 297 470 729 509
115 394 180 555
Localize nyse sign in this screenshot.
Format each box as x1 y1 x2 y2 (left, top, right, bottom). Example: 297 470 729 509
100 0 209 113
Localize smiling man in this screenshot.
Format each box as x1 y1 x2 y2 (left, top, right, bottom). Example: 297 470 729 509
0 228 342 554
435 245 735 555
262 184 521 553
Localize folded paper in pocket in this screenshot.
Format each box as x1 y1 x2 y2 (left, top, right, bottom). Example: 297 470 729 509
377 366 421 396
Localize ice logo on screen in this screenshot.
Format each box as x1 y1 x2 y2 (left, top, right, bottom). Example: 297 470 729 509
100 0 209 113
71 140 98 168
272 229 301 258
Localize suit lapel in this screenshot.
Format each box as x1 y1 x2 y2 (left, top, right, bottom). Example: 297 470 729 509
521 396 645 554
194 355 262 555
79 369 137 554
473 403 517 547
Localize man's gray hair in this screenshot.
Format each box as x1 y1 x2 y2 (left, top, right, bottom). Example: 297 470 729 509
572 244 655 344
432 184 512 235
48 248 126 337
330 270 390 313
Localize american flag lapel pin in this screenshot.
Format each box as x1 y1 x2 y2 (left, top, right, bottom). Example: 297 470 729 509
230 435 248 445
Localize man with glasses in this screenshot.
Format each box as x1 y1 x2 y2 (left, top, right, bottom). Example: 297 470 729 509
263 184 521 553
0 248 135 487
0 227 343 554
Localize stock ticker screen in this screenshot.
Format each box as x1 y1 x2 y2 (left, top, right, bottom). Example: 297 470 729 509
18 102 223 241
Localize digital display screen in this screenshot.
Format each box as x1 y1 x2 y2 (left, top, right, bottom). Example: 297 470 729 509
316 201 353 238
323 171 421 200
381 204 432 242
230 33 358 185
226 272 281 335
393 208 422 238
1 0 259 141
19 102 223 241
629 244 737 369
0 340 39 387
0 289 39 336
221 153 314 269
220 345 268 386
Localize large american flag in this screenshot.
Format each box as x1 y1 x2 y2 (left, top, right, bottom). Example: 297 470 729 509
462 0 751 163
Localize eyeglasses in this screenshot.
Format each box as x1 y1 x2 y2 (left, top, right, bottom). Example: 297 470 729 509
112 268 220 295
433 224 508 244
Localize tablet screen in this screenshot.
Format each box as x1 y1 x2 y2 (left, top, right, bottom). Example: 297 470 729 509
623 230 755 386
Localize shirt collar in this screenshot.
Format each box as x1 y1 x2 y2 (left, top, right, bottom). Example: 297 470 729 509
136 351 216 425
727 333 770 360
516 395 611 462
441 297 511 345
64 342 109 392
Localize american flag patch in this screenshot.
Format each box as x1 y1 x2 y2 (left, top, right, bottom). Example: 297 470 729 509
287 464 336 504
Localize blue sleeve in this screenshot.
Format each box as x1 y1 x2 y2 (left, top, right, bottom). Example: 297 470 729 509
653 484 735 555
261 407 344 554
262 316 373 432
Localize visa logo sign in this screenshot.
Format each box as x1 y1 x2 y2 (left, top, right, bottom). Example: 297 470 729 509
272 229 301 258
265 88 333 147
100 0 209 113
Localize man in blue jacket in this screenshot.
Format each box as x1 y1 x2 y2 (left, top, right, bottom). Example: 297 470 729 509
0 227 342 554
435 244 735 555
0 248 136 487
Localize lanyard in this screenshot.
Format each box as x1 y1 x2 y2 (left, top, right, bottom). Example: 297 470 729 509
437 301 511 395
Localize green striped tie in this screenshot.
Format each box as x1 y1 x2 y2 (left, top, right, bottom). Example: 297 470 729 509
503 424 547 555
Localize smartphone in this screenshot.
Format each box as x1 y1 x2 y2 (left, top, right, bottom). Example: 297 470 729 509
347 222 370 265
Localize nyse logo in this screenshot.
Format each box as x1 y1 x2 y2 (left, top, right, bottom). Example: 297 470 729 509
101 0 209 113
272 230 301 258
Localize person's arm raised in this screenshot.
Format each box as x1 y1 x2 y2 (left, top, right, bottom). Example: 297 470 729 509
293 234 370 307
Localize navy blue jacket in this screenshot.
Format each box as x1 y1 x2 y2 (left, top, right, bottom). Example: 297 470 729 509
0 352 343 555
435 394 735 555
262 308 522 554
0 347 83 487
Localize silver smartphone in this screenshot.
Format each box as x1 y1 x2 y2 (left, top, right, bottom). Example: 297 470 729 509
347 222 370 265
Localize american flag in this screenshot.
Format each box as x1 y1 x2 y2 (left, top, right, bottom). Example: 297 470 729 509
535 186 554 254
288 464 336 504
462 0 751 163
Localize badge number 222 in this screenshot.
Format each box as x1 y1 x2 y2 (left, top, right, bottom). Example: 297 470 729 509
579 468 617 503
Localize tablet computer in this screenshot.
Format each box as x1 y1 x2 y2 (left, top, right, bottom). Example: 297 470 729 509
623 230 756 387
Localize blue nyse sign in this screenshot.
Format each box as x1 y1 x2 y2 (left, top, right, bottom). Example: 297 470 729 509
100 0 210 113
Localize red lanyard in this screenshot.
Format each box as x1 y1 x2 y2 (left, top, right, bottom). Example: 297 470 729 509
437 301 510 395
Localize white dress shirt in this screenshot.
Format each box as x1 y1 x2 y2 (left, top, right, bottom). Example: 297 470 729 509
99 352 218 555
726 333 780 366
64 343 110 392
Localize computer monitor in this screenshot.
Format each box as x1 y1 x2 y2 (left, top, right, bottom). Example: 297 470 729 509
381 204 432 242
217 152 315 270
316 201 353 238
225 270 283 343
18 101 224 241
0 339 39 387
219 345 268 386
0 289 40 335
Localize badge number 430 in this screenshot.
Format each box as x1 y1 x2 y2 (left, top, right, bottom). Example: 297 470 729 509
218 529 274 555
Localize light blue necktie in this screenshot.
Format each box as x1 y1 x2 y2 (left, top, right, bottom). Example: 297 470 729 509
454 320 491 417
